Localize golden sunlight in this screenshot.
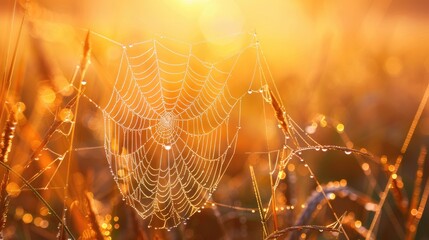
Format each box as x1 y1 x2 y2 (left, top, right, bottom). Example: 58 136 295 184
1 0 429 239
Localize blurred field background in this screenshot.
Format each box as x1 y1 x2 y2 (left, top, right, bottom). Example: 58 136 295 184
1 0 429 239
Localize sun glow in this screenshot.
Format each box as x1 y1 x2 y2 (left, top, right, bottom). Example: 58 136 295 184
2 0 429 238
182 0 210 4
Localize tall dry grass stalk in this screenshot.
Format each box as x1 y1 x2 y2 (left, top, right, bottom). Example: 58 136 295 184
64 29 91 179
404 146 429 240
0 106 17 164
82 192 104 240
0 107 16 235
405 178 429 240
268 89 298 148
0 173 9 235
59 30 91 239
57 215 67 240
0 4 25 122
379 159 408 215
405 146 426 239
366 80 429 239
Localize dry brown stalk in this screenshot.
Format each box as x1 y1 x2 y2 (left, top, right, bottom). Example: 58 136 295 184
405 177 429 240
405 146 426 237
56 210 67 240
62 31 91 238
0 172 9 235
80 31 91 75
0 108 17 234
64 29 91 183
83 192 104 240
0 8 26 121
0 107 17 163
367 80 429 240
68 199 89 237
390 175 408 215
379 160 408 216
268 89 298 148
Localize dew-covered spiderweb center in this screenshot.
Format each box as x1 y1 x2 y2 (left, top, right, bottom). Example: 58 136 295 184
156 112 176 149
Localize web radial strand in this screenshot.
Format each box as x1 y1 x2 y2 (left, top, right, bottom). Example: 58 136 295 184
102 37 250 229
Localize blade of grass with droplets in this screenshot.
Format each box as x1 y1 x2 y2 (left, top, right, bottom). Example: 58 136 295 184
249 165 268 238
265 225 341 240
267 152 279 231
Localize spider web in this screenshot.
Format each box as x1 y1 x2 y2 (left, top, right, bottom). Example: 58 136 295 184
19 32 321 230
101 34 279 229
